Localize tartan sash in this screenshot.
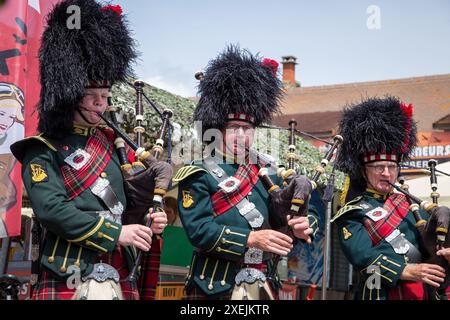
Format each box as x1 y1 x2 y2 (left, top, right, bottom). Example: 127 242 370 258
363 193 410 246
32 245 138 300
61 129 113 200
210 163 260 216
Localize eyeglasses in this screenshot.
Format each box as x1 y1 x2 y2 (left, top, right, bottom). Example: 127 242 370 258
366 164 399 174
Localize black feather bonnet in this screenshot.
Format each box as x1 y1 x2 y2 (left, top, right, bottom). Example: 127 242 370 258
37 0 136 138
336 96 417 191
194 44 283 133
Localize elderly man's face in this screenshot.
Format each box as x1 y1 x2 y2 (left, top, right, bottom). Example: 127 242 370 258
364 160 399 194
0 99 20 136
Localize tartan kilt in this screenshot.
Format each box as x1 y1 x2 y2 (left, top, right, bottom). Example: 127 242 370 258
183 285 232 300
183 263 278 300
137 236 162 300
32 245 139 300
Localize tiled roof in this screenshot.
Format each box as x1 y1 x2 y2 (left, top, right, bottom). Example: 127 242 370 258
272 111 342 135
433 114 450 130
280 74 450 132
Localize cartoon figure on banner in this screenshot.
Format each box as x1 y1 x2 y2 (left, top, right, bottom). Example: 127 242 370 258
0 82 25 237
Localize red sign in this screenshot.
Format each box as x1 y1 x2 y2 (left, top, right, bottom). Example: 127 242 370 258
0 0 61 238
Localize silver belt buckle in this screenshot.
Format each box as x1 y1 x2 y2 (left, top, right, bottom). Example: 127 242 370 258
82 263 120 283
235 268 266 285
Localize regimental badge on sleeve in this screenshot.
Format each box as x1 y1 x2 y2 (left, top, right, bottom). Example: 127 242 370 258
30 161 48 183
182 190 195 209
342 227 352 240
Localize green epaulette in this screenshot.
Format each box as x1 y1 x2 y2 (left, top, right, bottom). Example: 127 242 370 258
331 196 363 223
173 165 208 182
10 134 57 163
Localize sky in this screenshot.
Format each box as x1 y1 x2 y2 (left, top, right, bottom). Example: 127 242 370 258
114 0 450 98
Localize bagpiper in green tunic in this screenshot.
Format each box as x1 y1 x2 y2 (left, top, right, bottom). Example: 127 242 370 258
332 188 428 300
11 126 137 299
181 45 319 299
174 157 320 299
12 126 132 278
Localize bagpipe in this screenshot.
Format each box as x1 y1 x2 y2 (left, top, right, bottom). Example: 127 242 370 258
253 120 343 299
389 159 450 300
98 80 174 292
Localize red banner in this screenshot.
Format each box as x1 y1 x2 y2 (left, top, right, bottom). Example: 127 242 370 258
0 0 61 238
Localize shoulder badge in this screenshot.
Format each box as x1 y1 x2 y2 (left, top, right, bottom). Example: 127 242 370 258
182 190 195 209
345 195 363 206
342 227 352 240
331 203 362 223
10 134 57 164
173 165 207 182
30 161 48 183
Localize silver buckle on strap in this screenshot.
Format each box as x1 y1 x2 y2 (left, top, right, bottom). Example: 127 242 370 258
240 202 256 216
212 168 224 178
385 229 410 255
218 176 241 193
64 149 91 170
90 176 110 194
238 202 264 228
90 177 124 224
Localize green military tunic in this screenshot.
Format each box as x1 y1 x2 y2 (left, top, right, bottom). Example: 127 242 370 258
12 125 133 280
332 189 427 300
174 157 320 298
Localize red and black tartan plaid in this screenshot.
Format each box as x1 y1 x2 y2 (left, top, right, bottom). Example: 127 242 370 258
184 286 232 300
138 237 162 300
183 263 278 300
211 163 259 216
31 245 139 300
363 193 410 246
61 129 113 200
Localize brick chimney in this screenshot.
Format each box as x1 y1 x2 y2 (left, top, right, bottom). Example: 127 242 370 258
281 56 299 87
